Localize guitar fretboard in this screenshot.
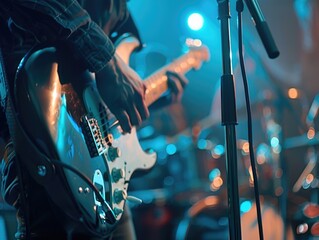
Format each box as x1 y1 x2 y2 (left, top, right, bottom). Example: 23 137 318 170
144 52 201 106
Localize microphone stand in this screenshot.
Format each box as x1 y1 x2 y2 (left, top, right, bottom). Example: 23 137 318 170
216 0 279 238
216 1 242 239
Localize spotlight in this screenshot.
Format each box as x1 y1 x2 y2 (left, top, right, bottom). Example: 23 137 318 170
187 13 204 31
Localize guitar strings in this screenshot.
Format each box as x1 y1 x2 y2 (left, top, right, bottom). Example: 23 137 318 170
88 53 196 135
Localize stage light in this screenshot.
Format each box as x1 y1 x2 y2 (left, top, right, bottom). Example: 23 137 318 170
166 144 177 155
240 200 252 213
187 13 204 31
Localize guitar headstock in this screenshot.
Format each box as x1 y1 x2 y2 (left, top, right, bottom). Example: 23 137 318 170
185 38 210 70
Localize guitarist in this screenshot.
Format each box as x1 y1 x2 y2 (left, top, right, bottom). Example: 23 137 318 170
0 0 188 239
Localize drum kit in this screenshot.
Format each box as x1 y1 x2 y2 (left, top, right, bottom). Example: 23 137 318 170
128 93 319 240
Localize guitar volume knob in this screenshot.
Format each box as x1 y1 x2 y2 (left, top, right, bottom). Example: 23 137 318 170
108 146 121 161
114 189 127 203
112 168 125 182
113 207 124 217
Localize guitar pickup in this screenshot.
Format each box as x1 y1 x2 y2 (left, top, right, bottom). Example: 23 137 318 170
80 115 107 157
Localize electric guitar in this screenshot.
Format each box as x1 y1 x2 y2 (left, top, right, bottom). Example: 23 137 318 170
13 37 210 236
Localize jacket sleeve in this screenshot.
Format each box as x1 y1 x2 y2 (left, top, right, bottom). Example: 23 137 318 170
7 0 115 72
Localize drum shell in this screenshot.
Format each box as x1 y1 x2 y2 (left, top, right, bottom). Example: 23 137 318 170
174 197 284 240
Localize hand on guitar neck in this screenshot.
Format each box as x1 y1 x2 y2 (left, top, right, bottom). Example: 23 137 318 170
166 70 189 102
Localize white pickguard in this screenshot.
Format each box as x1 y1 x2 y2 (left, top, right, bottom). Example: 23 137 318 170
83 85 156 220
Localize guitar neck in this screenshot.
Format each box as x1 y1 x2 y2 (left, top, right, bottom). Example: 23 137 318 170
144 53 196 106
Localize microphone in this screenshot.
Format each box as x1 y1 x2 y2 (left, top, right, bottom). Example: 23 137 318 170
244 0 280 59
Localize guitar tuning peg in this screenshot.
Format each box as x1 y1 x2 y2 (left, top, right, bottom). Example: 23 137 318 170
185 38 203 48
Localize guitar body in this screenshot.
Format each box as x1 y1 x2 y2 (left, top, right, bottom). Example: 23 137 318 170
14 44 156 236
13 38 209 236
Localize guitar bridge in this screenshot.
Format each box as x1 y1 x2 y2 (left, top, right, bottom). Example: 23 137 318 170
80 115 107 157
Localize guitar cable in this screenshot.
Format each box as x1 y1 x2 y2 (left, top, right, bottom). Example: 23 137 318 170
12 118 117 237
49 158 117 224
17 123 118 237
236 1 264 240
16 115 118 237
